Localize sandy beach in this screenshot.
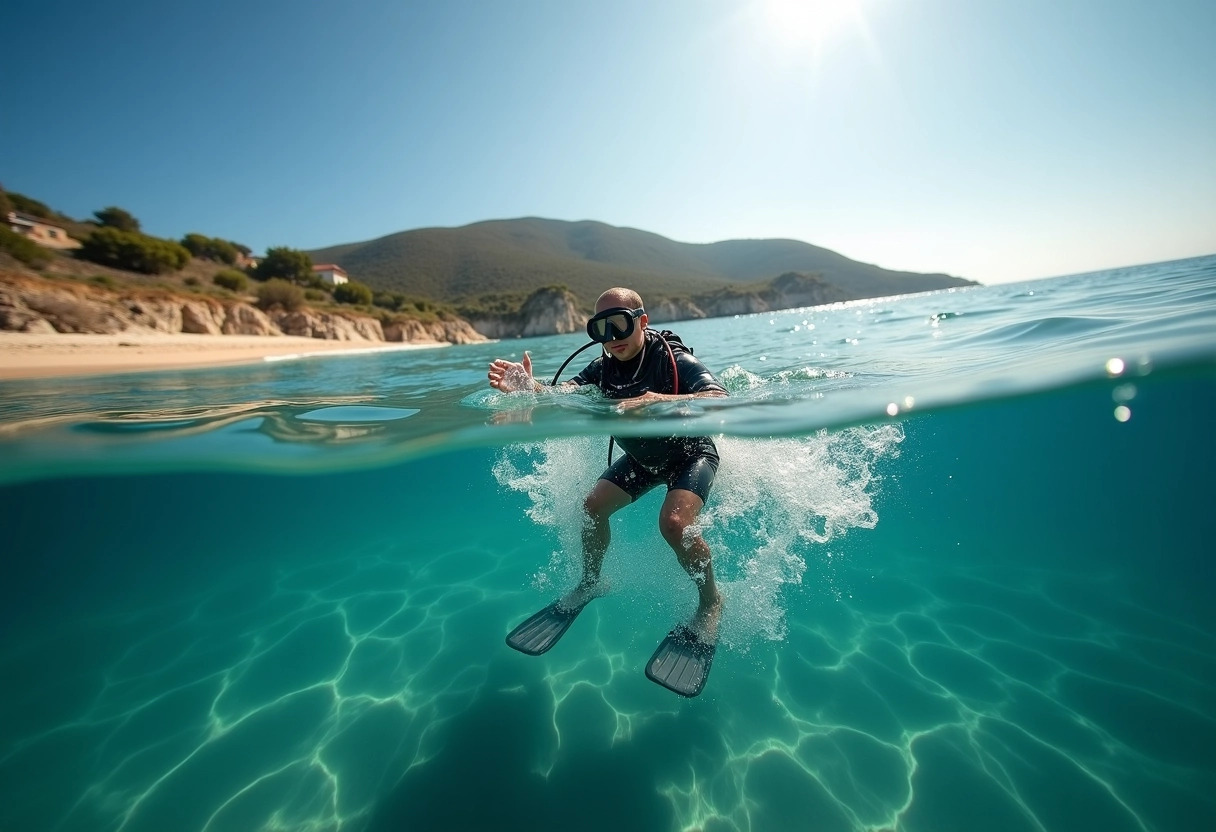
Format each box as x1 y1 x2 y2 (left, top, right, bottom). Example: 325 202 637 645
0 332 446 380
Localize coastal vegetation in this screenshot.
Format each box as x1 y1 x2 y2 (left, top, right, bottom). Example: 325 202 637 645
78 227 192 275
0 186 467 334
332 282 373 306
182 233 246 265
255 279 306 312
0 225 51 269
255 246 313 284
213 269 248 292
3 183 977 340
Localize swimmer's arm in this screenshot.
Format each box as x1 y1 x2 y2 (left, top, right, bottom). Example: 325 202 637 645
648 390 727 400
617 390 727 408
488 352 577 393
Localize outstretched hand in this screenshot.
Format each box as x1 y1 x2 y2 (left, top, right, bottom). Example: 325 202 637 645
488 351 538 393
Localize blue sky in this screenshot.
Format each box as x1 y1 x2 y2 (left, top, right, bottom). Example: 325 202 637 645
4 0 1213 284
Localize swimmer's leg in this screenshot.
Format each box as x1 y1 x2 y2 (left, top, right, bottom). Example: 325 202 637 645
659 488 723 642
561 477 632 609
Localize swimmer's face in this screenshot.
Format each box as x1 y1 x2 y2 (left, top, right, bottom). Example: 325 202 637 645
595 295 647 361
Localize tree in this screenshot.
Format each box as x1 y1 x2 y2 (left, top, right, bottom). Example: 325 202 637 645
255 246 313 284
94 206 141 233
0 184 13 218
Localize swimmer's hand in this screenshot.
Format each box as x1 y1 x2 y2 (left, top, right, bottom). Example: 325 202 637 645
488 351 540 393
615 390 667 410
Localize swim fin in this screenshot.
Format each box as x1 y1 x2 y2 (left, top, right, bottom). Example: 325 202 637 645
645 624 716 697
505 599 589 655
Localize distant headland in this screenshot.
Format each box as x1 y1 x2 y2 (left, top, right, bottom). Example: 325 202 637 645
2 186 976 348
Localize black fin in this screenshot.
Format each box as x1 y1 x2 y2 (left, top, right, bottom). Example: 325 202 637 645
505 600 588 656
645 624 716 697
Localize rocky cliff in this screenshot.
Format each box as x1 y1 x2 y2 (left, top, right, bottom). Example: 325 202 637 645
645 272 851 323
1 267 882 347
465 273 851 337
468 286 585 339
0 271 485 345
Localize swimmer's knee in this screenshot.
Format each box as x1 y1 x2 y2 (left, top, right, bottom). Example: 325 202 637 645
583 480 630 521
582 493 603 519
583 493 616 525
658 511 689 547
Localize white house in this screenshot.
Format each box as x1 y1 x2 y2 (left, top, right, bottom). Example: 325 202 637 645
6 211 81 250
312 264 349 286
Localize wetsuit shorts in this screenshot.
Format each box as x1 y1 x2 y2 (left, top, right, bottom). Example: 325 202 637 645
601 450 720 503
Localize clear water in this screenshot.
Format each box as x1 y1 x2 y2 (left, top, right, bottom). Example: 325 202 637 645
1 255 1214 832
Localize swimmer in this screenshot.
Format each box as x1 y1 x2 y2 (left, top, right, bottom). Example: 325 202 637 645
491 287 728 696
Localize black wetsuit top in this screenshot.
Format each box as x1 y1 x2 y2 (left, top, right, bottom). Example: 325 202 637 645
570 329 727 472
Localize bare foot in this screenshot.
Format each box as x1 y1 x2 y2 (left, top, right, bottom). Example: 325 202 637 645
557 578 610 612
688 592 724 643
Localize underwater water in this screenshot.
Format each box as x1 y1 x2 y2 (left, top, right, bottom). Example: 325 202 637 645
1 255 1214 832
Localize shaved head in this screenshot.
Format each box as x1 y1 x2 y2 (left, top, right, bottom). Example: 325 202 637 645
596 287 643 312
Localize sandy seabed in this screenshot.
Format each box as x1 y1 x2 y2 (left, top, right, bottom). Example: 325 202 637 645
0 332 445 380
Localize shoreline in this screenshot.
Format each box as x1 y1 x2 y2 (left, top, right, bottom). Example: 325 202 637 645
0 332 448 380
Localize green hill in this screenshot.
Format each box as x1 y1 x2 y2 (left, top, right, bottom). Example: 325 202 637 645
307 218 975 310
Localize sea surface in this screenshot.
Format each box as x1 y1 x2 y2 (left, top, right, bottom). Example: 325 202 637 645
1 255 1214 832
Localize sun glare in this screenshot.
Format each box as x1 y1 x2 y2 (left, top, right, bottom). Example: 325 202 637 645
760 0 866 52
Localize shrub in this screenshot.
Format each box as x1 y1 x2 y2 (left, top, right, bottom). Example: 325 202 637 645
373 290 405 310
89 274 118 289
182 233 239 265
184 276 200 287
78 227 191 274
256 279 305 311
0 225 52 268
332 281 373 305
304 288 328 301
213 268 249 292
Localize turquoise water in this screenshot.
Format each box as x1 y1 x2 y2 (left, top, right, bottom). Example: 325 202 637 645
1 256 1214 832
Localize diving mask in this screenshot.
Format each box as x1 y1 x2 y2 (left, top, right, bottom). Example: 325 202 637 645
586 307 645 343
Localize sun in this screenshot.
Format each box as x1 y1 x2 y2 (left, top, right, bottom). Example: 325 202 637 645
759 0 867 52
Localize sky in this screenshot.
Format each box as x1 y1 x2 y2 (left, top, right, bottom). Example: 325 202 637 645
4 0 1214 285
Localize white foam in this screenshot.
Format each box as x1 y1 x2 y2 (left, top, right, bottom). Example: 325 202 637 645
491 437 603 591
705 428 904 645
492 424 904 648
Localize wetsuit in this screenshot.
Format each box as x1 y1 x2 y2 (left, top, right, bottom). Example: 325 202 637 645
571 329 728 503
